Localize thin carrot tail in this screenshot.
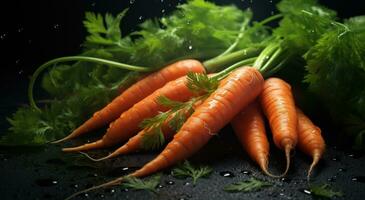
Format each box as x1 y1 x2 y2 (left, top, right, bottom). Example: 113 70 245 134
62 139 105 152
258 157 284 178
80 144 132 162
52 119 97 144
276 144 292 177
51 131 79 144
307 150 321 181
64 176 124 200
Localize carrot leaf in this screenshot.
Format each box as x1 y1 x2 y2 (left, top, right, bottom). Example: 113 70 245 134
224 178 272 193
309 184 343 198
186 72 218 94
172 160 212 185
121 174 161 193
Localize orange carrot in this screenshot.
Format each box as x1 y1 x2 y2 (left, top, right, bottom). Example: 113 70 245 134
62 75 200 152
259 77 298 176
296 108 325 180
231 101 281 177
65 67 264 199
83 98 205 161
53 59 205 143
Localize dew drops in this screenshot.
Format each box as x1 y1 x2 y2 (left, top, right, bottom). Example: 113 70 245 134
17 27 24 33
165 180 175 185
129 0 135 4
188 45 193 50
161 9 166 14
35 178 58 187
351 176 365 183
299 188 311 195
271 11 275 15
280 177 291 183
0 33 7 40
241 170 251 175
184 182 191 186
53 24 60 30
220 171 235 178
138 16 143 21
338 168 346 172
327 177 336 182
71 184 79 189
158 184 164 188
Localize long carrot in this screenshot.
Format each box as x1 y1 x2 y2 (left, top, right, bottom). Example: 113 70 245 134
62 75 200 152
53 59 205 143
65 67 264 199
83 98 205 161
259 77 298 176
296 108 325 180
231 102 281 177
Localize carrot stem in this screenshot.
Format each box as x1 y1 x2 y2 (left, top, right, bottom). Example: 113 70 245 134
28 56 152 111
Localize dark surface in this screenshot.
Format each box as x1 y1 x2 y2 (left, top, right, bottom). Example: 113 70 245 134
0 127 364 200
1 1 365 200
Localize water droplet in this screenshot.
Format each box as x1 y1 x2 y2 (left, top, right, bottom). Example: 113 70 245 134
138 16 143 20
184 182 190 186
165 180 175 185
220 171 235 178
188 45 193 50
299 188 312 195
347 151 363 159
271 11 275 15
98 194 105 198
161 9 165 14
53 24 60 30
84 193 89 198
331 156 339 162
161 0 164 2
0 33 7 40
241 170 251 175
124 188 129 192
35 178 58 187
279 193 284 196
351 176 365 183
338 168 346 172
17 27 24 33
158 184 164 188
269 0 273 3
280 177 291 183
105 188 115 194
129 0 135 4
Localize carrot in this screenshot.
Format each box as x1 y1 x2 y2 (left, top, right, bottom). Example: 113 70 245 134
65 67 264 199
53 59 205 143
259 77 298 176
62 75 200 152
231 102 281 177
83 98 205 161
296 108 325 180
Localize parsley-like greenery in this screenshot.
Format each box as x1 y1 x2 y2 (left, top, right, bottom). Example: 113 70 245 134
121 174 161 193
309 184 343 198
223 177 272 193
172 160 212 185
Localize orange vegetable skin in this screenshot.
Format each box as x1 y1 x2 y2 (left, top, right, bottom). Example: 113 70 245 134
260 77 298 176
296 108 325 179
232 102 280 177
65 67 264 200
53 59 205 143
63 75 201 152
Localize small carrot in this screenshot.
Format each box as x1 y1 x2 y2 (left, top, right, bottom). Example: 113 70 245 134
53 59 205 143
83 98 205 161
65 67 264 199
259 77 298 176
62 75 200 152
296 108 325 180
231 102 280 177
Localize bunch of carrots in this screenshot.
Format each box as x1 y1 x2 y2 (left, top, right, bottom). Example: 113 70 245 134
42 55 325 199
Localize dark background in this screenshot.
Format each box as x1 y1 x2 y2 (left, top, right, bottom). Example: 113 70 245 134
0 0 364 90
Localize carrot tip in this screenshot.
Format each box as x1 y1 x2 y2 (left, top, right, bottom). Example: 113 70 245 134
79 151 114 162
64 176 124 200
278 145 292 177
307 152 321 181
51 135 73 144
